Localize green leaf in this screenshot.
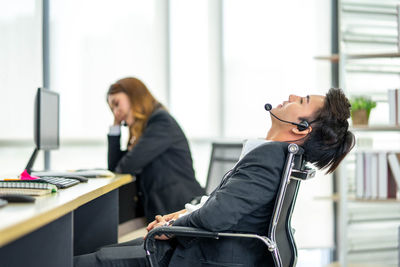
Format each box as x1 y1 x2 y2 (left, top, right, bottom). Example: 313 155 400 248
350 96 377 112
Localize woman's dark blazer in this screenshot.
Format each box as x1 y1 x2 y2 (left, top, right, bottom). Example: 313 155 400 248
170 141 288 267
108 108 205 222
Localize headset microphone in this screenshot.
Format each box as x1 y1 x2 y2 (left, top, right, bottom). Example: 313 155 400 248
264 103 272 111
264 103 310 131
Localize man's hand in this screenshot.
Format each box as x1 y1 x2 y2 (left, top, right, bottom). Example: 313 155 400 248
146 209 186 232
144 209 187 240
146 215 170 240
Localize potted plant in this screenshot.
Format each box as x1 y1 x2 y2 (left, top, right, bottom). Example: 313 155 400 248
350 96 377 126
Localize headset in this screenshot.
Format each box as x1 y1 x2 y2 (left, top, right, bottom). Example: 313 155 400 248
264 103 313 131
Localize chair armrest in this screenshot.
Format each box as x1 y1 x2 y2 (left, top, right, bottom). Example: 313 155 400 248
144 226 219 253
144 226 276 254
144 227 278 267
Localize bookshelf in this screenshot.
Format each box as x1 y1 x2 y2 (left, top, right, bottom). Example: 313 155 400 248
336 129 400 267
316 52 400 61
329 1 400 266
316 194 400 203
350 126 400 132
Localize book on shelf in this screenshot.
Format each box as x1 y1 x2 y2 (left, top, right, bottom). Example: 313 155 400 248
364 153 372 198
377 152 388 199
387 153 400 198
355 152 364 198
355 151 399 199
387 167 397 199
388 89 399 126
370 153 378 199
0 180 57 196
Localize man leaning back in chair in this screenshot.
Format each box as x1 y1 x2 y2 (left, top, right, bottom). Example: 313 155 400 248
74 88 355 267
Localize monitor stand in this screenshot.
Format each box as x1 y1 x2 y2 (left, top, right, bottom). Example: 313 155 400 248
25 147 39 174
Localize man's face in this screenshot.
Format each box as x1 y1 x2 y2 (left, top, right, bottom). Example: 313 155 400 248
271 94 325 129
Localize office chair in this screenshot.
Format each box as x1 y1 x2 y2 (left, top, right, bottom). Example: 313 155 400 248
205 142 243 194
144 143 315 267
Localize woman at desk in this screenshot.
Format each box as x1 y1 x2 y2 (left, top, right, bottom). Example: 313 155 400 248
107 77 205 222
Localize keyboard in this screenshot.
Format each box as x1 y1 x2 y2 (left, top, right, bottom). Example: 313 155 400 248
48 175 88 183
38 176 80 189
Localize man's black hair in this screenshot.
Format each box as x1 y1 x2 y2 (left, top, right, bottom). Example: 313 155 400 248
301 88 355 173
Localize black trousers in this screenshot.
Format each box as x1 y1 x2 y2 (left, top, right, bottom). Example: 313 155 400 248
74 238 175 267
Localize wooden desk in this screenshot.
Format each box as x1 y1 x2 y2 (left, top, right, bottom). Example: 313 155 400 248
0 174 133 267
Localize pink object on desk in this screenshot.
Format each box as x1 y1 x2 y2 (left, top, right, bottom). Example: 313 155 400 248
20 169 40 180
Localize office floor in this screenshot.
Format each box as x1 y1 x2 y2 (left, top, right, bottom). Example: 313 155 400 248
119 227 147 243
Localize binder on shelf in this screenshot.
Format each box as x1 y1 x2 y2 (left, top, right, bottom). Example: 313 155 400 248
398 89 400 126
355 151 399 199
387 169 397 199
387 153 400 197
388 89 399 125
364 153 373 198
377 152 388 199
356 152 364 198
370 153 378 199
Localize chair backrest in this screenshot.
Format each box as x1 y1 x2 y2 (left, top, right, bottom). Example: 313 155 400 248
205 142 243 194
268 143 315 267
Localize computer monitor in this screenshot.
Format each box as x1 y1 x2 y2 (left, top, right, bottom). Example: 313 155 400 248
25 88 60 173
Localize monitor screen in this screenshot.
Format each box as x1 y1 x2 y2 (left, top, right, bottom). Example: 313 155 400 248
34 88 60 150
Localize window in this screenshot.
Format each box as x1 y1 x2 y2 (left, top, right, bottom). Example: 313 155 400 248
49 0 168 140
169 0 221 138
0 0 42 140
223 0 332 138
0 0 42 173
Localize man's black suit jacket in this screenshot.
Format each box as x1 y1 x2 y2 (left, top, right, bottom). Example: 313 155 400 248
170 141 288 267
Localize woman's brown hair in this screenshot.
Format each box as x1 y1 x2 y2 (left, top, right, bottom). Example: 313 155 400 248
107 77 162 149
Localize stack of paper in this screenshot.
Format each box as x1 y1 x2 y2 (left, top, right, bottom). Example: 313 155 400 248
0 180 57 196
32 169 115 178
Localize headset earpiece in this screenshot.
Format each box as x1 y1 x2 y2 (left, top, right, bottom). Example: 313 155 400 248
297 120 309 131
